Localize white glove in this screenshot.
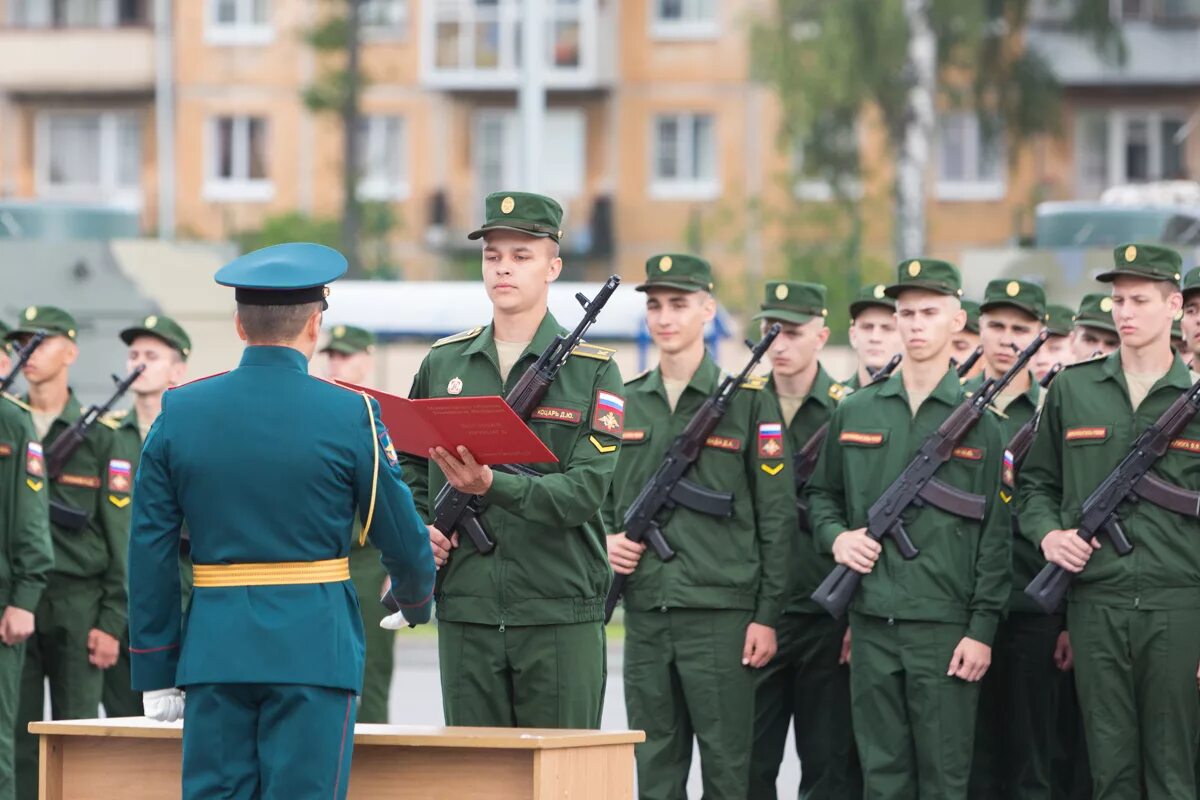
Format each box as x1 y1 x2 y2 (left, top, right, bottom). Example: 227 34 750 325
143 688 185 723
379 610 409 630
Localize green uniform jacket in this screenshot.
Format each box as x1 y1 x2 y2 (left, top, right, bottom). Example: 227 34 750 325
806 368 1011 645
400 314 624 627
602 356 796 628
964 373 1044 614
765 366 847 615
29 391 130 638
0 396 53 612
1018 352 1200 610
843 372 863 391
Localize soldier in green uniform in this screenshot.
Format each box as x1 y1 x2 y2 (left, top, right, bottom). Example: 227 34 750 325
605 254 795 800
0 322 11 378
952 298 984 379
5 307 131 800
1069 293 1119 363
101 314 192 718
747 281 861 800
807 259 1011 799
322 324 393 724
845 283 900 389
1181 268 1200 367
0 390 53 800
1021 243 1200 800
1030 304 1074 382
400 192 624 729
964 279 1059 800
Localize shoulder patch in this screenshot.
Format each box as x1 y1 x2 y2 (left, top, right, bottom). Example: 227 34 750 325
432 327 484 348
2 393 30 412
740 375 768 391
625 369 652 385
570 342 616 362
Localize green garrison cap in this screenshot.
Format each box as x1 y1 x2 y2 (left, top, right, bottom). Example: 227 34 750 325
1182 266 1200 300
884 258 963 299
980 279 1047 322
1074 293 1116 334
1097 243 1183 284
849 283 895 319
468 191 564 242
322 324 376 355
5 305 77 341
961 300 981 334
753 281 828 325
636 254 715 293
1044 304 1075 337
216 243 347 308
120 314 192 359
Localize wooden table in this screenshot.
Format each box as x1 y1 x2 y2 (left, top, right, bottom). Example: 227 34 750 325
30 718 644 799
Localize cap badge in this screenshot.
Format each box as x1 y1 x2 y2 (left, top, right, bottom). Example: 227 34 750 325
775 284 789 301
1125 245 1137 262
1005 281 1020 297
334 325 346 338
1100 297 1113 312
447 377 463 396
659 256 673 273
907 260 921 277
24 307 36 321
873 284 886 299
145 315 158 328
500 196 515 214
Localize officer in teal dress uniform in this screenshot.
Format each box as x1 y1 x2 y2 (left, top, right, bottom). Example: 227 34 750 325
126 243 436 800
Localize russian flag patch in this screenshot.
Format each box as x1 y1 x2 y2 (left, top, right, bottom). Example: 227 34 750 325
758 422 784 459
591 390 625 436
108 459 132 493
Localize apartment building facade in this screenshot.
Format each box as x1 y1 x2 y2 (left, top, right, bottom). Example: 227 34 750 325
2 0 1200 297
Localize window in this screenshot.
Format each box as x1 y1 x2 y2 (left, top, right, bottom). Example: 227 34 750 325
9 0 147 27
650 113 718 200
361 0 407 38
206 0 271 45
651 0 717 39
35 111 142 208
794 116 862 201
1117 0 1200 21
471 109 585 204
205 115 272 202
1074 109 1190 198
936 113 1006 201
357 116 409 201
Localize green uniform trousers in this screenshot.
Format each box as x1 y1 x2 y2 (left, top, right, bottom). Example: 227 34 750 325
1052 668 1092 800
1068 603 1200 800
0 642 25 800
182 683 357 800
968 612 1062 800
350 545 393 724
438 620 605 728
15 581 107 800
624 608 754 800
750 612 861 800
849 613 981 800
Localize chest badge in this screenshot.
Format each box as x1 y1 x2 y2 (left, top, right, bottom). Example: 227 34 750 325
447 377 463 395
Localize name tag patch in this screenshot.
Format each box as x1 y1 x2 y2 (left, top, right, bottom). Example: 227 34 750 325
1065 426 1109 442
839 431 884 446
1170 437 1200 454
952 446 983 461
622 430 647 442
58 473 101 490
0 443 11 457
705 436 742 452
531 406 582 425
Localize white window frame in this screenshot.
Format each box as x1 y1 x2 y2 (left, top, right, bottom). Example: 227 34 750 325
34 109 142 209
203 115 274 202
9 0 129 27
361 0 409 41
650 0 718 41
470 108 586 207
357 115 410 201
649 112 719 201
793 124 864 202
935 112 1007 202
205 0 273 46
1073 107 1191 198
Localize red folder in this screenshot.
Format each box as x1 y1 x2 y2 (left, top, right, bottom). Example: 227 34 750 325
336 382 558 465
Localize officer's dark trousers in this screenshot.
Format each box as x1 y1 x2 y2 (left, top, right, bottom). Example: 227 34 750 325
625 608 755 800
182 683 357 800
0 641 25 800
849 613 980 800
749 612 861 800
1068 603 1200 800
350 545 392 724
968 612 1062 800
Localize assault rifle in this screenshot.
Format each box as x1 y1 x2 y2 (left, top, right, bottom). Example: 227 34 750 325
811 331 1049 618
45 366 144 530
602 324 782 623
1024 376 1200 613
793 354 902 527
0 331 47 394
952 345 983 378
1002 363 1061 473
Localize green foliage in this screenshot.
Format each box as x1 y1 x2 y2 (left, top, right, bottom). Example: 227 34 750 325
236 205 404 279
307 16 348 51
303 69 354 113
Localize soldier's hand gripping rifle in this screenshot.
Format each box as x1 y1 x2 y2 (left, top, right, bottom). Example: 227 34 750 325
44 365 145 530
602 324 782 623
1024 376 1200 613
0 331 47 394
811 331 1049 619
793 354 902 527
1002 363 1062 472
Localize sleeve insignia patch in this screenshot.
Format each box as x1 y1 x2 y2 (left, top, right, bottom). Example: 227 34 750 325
760 463 785 476
109 495 131 508
588 434 618 454
757 423 784 458
26 442 44 477
1002 449 1016 489
108 459 132 493
378 427 400 467
592 391 625 436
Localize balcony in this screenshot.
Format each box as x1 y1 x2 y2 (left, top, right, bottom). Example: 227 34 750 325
420 0 613 90
0 0 154 93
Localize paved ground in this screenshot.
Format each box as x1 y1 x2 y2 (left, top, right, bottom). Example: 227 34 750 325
386 634 802 797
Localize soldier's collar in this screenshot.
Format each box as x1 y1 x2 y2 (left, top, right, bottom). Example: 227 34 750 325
966 369 1040 409
638 354 720 400
767 364 836 409
462 312 564 362
239 345 309 373
1097 349 1192 391
22 389 83 424
877 366 962 407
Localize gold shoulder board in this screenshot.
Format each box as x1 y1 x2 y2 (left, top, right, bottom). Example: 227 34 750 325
570 342 616 362
740 375 768 391
432 327 484 348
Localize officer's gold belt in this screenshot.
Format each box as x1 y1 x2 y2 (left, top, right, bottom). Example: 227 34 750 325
192 557 351 588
